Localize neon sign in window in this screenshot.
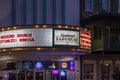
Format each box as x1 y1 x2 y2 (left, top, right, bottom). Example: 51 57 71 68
69 61 75 70
35 62 43 70
61 62 68 69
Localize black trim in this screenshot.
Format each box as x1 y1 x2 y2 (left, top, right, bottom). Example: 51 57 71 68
81 12 120 24
92 50 120 54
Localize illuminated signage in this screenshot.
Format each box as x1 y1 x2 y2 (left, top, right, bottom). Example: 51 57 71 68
69 61 75 70
61 62 68 69
80 31 91 49
52 70 59 75
35 62 43 70
54 30 79 46
60 70 66 76
0 28 53 48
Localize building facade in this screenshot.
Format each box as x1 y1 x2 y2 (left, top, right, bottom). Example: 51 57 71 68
80 0 120 80
0 0 92 80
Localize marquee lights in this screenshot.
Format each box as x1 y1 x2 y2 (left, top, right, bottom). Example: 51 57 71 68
0 25 91 52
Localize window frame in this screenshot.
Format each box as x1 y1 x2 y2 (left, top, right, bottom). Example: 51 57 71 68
118 0 120 13
101 0 110 12
84 0 94 12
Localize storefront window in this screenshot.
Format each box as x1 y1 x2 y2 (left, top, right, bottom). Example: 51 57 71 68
83 64 94 80
110 28 118 40
93 27 101 39
99 63 111 80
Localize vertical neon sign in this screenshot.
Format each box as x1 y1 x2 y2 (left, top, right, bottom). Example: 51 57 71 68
69 61 75 70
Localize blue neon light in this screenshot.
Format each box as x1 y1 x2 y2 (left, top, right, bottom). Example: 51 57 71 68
60 71 66 76
35 62 43 69
69 61 75 70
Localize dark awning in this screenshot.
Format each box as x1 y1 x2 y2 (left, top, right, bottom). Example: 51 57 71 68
81 12 120 24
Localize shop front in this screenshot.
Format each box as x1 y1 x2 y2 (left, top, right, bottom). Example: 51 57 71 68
0 25 91 80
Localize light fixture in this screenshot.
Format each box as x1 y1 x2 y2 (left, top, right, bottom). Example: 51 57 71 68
43 25 47 28
58 25 62 28
65 26 68 28
71 27 74 29
13 27 17 29
7 27 10 30
1 28 5 31
3 49 6 52
35 25 39 28
37 48 41 50
76 27 80 30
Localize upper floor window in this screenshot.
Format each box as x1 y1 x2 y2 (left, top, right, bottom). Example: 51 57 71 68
85 0 94 11
118 0 120 13
102 0 110 12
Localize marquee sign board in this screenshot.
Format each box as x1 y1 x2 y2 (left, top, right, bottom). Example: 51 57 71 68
54 30 79 46
0 28 53 48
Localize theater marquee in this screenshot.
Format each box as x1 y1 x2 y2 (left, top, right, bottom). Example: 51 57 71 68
0 28 53 48
54 30 79 46
0 25 91 52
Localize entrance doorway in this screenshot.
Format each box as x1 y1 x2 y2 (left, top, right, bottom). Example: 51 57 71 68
35 71 43 80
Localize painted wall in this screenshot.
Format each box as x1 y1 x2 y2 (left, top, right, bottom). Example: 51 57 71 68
0 0 80 27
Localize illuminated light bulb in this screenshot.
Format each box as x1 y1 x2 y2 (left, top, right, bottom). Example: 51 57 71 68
43 25 47 28
72 49 75 51
13 27 17 29
58 25 62 28
7 27 10 30
71 27 74 29
35 25 39 28
53 48 56 50
3 49 6 52
1 28 5 31
65 26 68 28
37 48 41 50
76 27 80 30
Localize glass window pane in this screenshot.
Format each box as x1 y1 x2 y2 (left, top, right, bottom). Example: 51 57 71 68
83 64 94 79
118 0 120 13
102 0 110 12
85 0 93 11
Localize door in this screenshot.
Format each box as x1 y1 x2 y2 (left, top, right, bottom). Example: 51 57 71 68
9 72 16 80
35 72 43 80
60 70 67 80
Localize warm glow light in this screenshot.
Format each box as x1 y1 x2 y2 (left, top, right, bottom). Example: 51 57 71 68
43 25 47 28
35 25 39 28
1 28 5 31
71 27 74 29
77 49 80 51
53 48 56 50
13 27 17 29
58 25 62 28
7 27 10 30
37 48 41 50
76 27 80 30
3 49 6 52
72 49 75 51
12 48 21 50
84 29 87 31
65 26 68 28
